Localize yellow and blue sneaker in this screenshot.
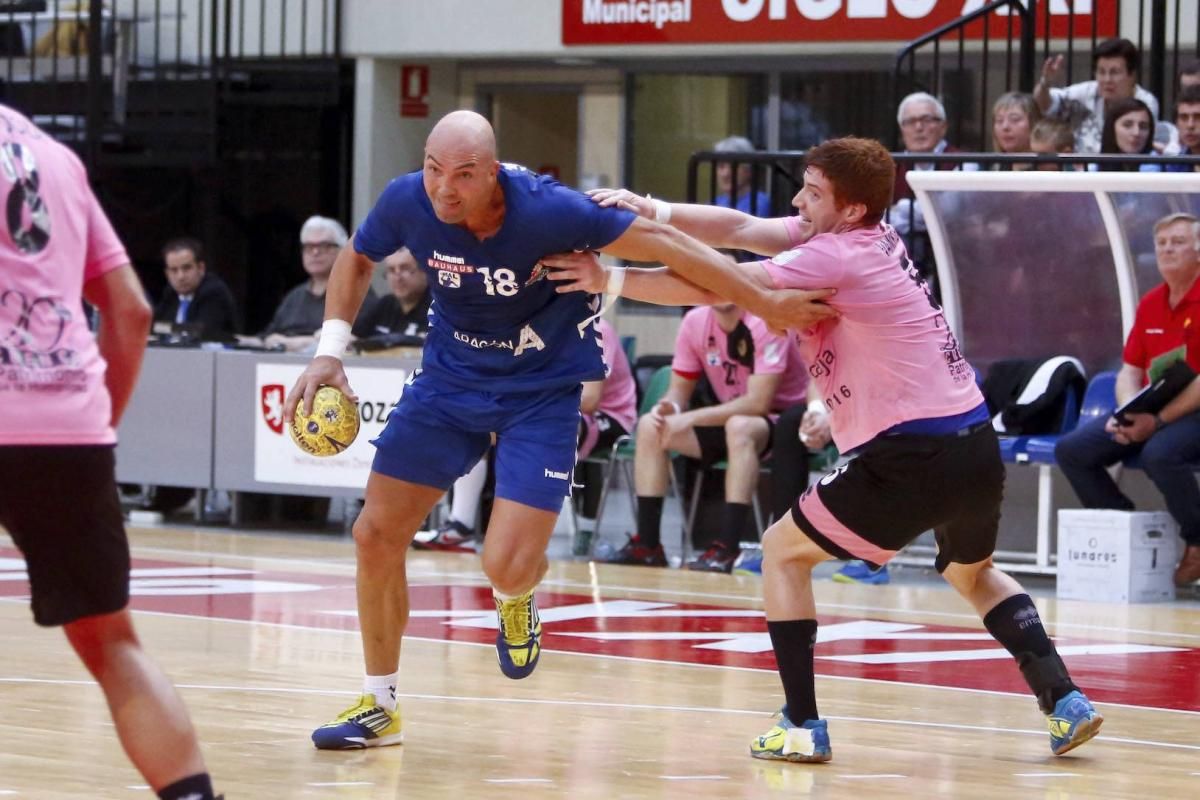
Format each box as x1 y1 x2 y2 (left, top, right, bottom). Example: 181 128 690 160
750 710 832 763
832 560 890 584
1047 690 1103 755
495 589 542 680
311 694 403 750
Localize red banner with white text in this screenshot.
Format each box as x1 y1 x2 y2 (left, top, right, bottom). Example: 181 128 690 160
563 0 1116 45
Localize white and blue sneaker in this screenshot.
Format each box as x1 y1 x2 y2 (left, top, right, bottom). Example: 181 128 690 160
733 547 763 576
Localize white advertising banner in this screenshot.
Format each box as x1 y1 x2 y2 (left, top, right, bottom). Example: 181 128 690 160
253 363 408 488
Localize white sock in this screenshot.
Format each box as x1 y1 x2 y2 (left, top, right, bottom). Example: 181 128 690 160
450 456 488 527
364 672 398 711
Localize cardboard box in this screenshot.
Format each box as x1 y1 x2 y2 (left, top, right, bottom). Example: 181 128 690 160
1056 510 1179 603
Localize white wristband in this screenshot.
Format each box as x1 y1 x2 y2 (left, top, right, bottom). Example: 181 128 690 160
652 198 672 224
606 266 627 298
666 399 681 415
314 319 352 360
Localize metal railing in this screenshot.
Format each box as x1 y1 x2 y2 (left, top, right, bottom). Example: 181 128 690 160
894 0 1200 152
0 0 343 167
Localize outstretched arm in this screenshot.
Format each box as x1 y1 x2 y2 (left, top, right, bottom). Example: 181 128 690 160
589 188 799 256
598 217 836 332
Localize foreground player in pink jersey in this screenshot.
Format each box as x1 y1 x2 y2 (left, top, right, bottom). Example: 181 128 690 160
0 105 219 799
546 136 1101 761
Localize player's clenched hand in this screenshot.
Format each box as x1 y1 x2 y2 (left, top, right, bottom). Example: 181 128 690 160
760 288 839 335
283 356 357 423
587 188 654 218
544 251 608 294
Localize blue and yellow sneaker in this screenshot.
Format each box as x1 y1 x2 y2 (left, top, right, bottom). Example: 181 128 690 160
495 589 542 679
750 710 832 763
831 560 890 585
311 694 403 750
1047 690 1103 755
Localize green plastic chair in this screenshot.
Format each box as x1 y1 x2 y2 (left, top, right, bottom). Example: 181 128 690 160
579 366 679 550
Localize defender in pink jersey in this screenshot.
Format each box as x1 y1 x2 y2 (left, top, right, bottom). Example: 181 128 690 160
0 106 219 799
553 137 1101 760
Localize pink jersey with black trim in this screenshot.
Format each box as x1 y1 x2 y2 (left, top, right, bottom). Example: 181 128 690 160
0 106 129 445
760 218 981 452
671 305 807 410
595 317 637 433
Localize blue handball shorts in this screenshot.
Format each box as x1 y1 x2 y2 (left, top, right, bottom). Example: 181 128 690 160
371 370 583 513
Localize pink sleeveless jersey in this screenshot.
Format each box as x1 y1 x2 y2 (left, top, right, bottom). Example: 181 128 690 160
671 306 808 411
0 106 129 445
761 218 982 452
595 317 637 433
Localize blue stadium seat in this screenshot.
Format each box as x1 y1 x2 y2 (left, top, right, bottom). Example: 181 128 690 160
996 383 1082 464
1023 372 1113 464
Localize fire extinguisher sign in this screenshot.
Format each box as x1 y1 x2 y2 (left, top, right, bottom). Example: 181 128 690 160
400 65 430 118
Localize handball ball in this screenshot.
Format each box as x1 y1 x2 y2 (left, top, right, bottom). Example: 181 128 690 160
289 385 360 457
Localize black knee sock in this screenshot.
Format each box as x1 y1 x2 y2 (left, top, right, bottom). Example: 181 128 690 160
636 495 664 548
983 593 1078 714
159 773 215 800
767 619 819 723
719 503 752 549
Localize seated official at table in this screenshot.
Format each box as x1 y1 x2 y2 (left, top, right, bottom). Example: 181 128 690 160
352 247 430 341
152 236 238 342
253 215 377 352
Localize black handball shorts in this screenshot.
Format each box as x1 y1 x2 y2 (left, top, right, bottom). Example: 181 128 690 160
791 422 1004 573
0 445 131 626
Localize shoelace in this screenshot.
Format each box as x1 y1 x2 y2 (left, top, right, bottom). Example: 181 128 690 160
498 596 534 644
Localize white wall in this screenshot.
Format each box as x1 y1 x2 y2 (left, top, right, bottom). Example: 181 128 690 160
351 58 459 227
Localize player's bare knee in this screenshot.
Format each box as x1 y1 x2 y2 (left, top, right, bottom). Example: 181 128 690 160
481 550 537 594
941 558 990 594
762 517 823 565
352 513 408 558
63 611 138 675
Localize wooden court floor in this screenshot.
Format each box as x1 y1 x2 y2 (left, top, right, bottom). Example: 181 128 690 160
1 526 1198 799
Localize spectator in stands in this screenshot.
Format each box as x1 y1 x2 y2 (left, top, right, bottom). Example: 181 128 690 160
604 303 808 572
1180 60 1200 92
1030 118 1079 170
1165 85 1200 172
713 136 771 217
1054 212 1200 589
260 215 377 351
889 92 975 280
352 247 431 341
991 92 1041 168
416 317 636 552
1096 98 1161 172
1034 38 1160 154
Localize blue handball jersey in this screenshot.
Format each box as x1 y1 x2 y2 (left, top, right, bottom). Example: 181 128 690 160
354 164 636 392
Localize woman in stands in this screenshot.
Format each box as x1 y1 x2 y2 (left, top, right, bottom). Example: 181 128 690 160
1097 98 1162 171
991 92 1041 169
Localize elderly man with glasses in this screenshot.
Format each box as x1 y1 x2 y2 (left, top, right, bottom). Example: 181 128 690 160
259 215 379 352
887 92 975 285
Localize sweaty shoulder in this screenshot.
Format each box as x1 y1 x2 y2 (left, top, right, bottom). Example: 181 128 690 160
503 163 636 251
354 171 424 261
